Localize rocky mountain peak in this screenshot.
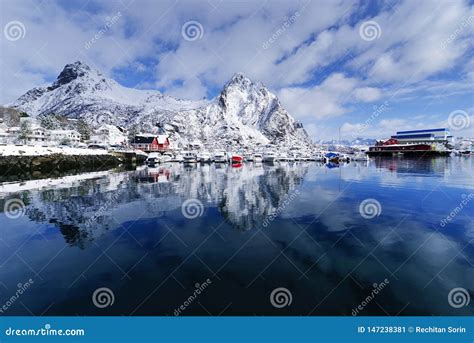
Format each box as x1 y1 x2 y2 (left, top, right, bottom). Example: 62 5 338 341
52 61 100 88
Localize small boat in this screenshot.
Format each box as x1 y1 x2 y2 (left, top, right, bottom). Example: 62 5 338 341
213 151 228 163
161 153 172 163
351 153 369 161
253 153 263 163
198 151 212 163
146 152 162 166
279 153 289 162
231 153 243 164
183 151 197 163
324 152 339 163
172 153 184 162
243 153 254 162
263 150 277 163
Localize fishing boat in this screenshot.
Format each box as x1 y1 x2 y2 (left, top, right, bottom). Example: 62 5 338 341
243 153 254 162
350 152 369 161
183 151 198 163
161 153 172 163
172 153 184 162
278 153 289 162
198 151 212 163
146 152 162 166
324 152 339 163
231 153 244 164
253 153 263 162
263 150 277 163
213 151 228 163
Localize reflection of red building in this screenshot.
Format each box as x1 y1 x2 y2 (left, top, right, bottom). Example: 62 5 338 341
148 168 171 183
131 135 170 152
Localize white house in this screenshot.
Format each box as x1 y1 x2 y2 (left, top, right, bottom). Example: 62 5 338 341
49 129 81 145
93 124 128 146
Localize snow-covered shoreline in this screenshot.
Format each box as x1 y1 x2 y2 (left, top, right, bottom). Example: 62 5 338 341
0 144 109 157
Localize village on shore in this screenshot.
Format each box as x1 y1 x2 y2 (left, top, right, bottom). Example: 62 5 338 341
0 112 473 169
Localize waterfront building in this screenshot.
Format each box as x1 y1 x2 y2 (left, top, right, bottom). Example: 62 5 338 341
391 128 453 144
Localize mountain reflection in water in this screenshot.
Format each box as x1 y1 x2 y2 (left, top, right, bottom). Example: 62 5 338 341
0 158 473 316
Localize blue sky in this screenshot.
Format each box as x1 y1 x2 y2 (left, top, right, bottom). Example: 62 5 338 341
1 0 473 140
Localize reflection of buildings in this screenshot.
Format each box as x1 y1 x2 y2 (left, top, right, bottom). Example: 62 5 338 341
374 157 448 175
9 163 308 248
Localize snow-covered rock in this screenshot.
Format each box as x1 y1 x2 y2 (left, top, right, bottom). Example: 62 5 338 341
8 61 312 149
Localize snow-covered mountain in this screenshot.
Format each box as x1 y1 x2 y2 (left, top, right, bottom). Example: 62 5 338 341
9 61 311 149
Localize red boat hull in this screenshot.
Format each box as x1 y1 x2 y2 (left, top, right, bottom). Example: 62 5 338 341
232 155 243 163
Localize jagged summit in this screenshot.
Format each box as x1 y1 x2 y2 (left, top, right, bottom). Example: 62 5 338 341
8 62 312 149
53 61 99 87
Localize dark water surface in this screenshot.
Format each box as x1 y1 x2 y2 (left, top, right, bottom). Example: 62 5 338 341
0 157 473 316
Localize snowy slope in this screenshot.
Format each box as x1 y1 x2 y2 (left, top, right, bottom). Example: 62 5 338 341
9 61 312 149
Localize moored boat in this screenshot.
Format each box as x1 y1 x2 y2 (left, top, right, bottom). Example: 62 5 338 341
231 153 244 164
198 151 212 163
183 151 198 163
213 151 228 163
263 150 277 163
253 153 263 162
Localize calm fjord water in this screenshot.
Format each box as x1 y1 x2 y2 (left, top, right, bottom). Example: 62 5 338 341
0 157 473 316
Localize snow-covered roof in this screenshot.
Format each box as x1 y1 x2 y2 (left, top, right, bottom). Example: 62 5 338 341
157 135 168 144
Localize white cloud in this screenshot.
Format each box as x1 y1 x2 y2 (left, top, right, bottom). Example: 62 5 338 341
278 73 380 119
0 0 472 140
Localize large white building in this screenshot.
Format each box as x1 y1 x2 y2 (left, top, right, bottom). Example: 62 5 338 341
391 128 453 144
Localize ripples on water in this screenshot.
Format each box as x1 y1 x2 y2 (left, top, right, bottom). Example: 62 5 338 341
0 157 473 316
